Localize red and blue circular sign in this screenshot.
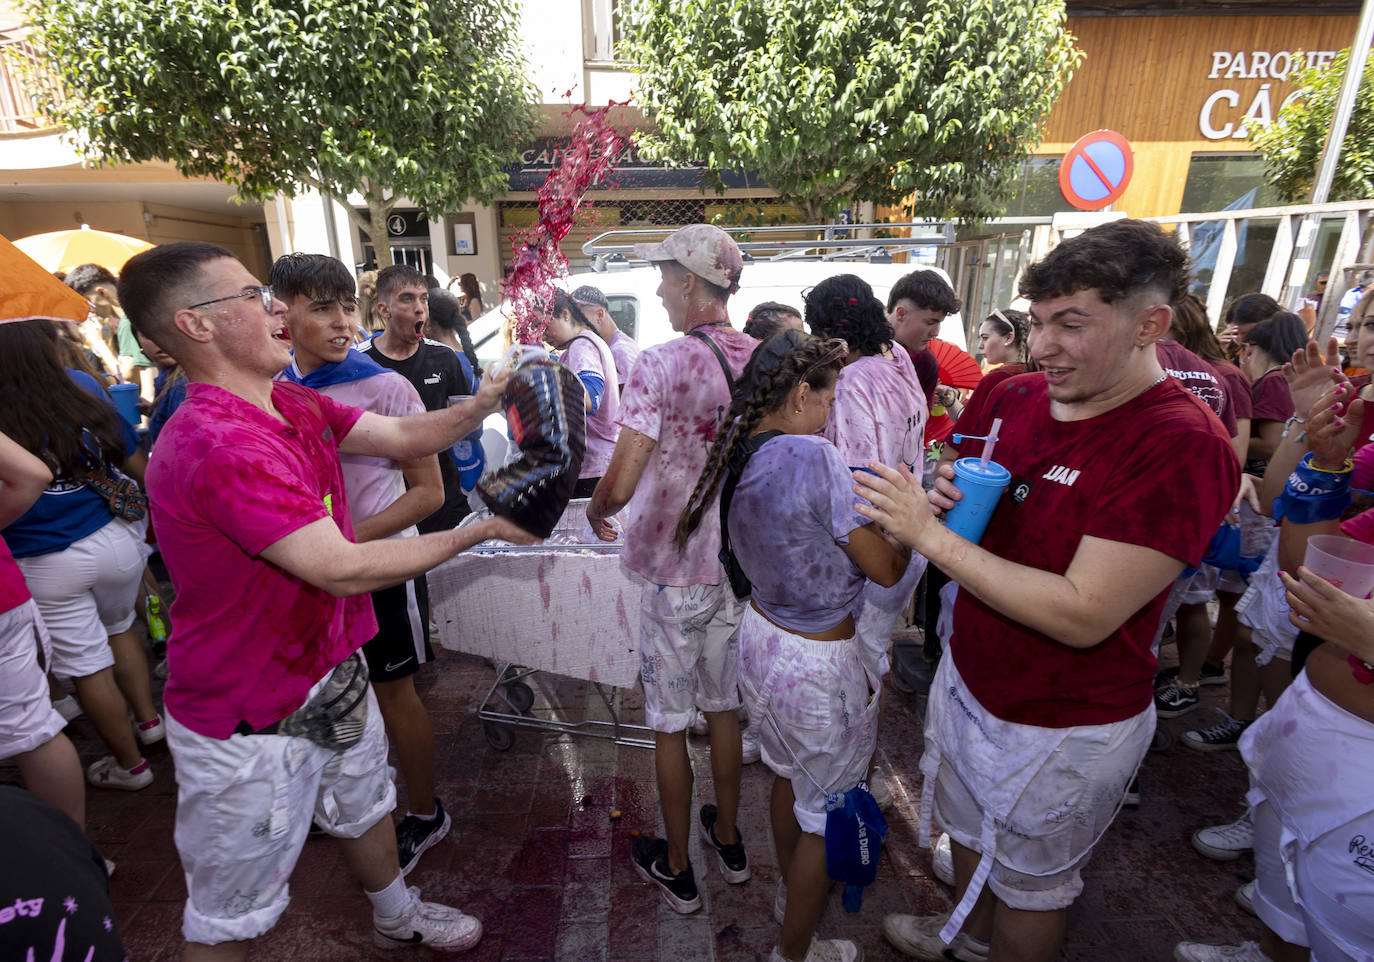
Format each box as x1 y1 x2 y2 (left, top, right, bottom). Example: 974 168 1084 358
1058 130 1134 211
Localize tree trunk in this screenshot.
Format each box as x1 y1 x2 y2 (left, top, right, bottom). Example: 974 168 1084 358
363 182 396 269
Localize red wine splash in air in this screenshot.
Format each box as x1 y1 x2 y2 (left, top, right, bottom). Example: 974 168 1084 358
507 102 627 345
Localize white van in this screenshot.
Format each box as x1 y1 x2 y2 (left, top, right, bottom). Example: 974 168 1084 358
467 260 965 367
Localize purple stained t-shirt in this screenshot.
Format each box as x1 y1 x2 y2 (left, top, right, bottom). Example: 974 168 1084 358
729 435 872 633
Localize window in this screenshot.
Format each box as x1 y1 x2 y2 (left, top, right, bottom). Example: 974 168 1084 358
1180 154 1282 213
586 0 621 62
607 295 638 339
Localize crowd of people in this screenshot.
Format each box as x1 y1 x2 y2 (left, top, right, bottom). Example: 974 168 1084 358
1 219 1371 962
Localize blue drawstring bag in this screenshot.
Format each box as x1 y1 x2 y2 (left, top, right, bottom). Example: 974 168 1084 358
825 780 888 912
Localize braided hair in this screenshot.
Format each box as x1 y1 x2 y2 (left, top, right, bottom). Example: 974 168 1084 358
802 274 892 357
673 330 846 548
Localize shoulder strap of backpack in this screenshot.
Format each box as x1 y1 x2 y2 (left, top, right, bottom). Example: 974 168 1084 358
688 328 735 392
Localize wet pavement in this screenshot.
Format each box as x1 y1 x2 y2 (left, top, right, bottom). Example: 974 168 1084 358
6 627 1268 961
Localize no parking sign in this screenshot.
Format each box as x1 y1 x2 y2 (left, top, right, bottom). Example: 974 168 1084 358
1058 130 1134 211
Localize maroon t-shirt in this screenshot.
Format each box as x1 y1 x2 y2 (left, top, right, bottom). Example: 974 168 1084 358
1157 340 1235 436
1211 360 1253 421
949 375 1237 727
1250 368 1294 424
953 364 1024 438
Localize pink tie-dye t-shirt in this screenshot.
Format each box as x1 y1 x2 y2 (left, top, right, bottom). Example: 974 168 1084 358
560 331 621 479
617 325 757 586
824 341 928 472
609 330 641 386
146 381 377 739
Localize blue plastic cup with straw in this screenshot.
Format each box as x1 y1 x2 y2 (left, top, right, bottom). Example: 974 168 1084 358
942 417 1011 545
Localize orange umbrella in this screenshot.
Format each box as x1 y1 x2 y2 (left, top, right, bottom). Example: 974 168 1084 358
13 223 153 275
0 232 91 325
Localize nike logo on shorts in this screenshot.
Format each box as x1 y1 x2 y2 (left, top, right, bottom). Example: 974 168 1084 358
385 657 415 672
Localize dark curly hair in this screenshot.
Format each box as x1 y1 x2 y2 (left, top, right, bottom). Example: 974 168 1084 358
803 274 892 357
673 330 846 548
1020 219 1191 306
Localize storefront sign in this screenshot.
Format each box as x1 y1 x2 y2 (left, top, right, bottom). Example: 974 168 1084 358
506 138 764 191
1198 49 1338 140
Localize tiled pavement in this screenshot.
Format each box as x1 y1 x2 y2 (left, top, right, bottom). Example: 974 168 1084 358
5 631 1268 961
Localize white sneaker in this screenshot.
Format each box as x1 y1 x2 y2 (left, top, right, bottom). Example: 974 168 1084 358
53 695 82 722
135 714 165 746
741 726 761 765
86 756 153 791
1234 880 1257 917
931 832 955 886
373 886 482 952
769 937 862 962
868 767 894 812
1191 810 1254 861
1173 940 1270 962
882 914 989 961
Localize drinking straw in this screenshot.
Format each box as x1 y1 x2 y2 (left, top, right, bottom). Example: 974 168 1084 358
981 418 1003 469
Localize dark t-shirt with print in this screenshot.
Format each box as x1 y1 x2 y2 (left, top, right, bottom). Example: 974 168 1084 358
359 337 470 532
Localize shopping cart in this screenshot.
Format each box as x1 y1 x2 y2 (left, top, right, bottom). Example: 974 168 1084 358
427 499 653 751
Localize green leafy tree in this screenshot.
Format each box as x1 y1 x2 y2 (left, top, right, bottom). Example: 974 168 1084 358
1249 49 1374 203
22 0 538 266
621 0 1081 223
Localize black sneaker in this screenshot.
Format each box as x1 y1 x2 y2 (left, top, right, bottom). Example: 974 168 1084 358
1182 712 1251 752
396 798 451 876
1154 682 1200 718
699 804 751 883
631 834 701 913
1155 662 1227 688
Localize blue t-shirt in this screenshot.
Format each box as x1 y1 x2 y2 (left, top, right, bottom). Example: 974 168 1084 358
148 370 188 446
728 434 871 633
5 370 139 559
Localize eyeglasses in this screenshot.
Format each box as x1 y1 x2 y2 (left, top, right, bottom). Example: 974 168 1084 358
187 285 275 313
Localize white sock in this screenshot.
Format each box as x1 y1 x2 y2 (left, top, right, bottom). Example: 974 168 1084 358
365 872 410 920
407 807 439 822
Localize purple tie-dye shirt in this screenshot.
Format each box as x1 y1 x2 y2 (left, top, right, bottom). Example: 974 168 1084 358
729 435 871 633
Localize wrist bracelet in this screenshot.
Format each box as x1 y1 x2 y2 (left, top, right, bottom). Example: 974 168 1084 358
1282 414 1308 441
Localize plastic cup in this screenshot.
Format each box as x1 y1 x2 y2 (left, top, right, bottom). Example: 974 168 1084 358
108 383 140 426
941 457 1012 545
1302 534 1374 598
448 394 475 408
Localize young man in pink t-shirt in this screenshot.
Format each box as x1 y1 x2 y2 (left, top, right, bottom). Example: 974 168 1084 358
856 221 1238 962
118 242 534 960
586 224 758 915
272 253 454 879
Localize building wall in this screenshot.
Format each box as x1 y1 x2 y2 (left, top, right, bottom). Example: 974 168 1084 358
0 199 269 275
1040 13 1360 216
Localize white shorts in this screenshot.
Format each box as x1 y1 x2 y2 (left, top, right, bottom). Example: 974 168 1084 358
1242 671 1374 962
1235 542 1297 667
15 518 148 678
0 600 67 758
935 579 958 650
167 680 395 945
638 580 744 733
737 605 879 836
853 552 927 678
927 656 1152 912
1150 565 1220 655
